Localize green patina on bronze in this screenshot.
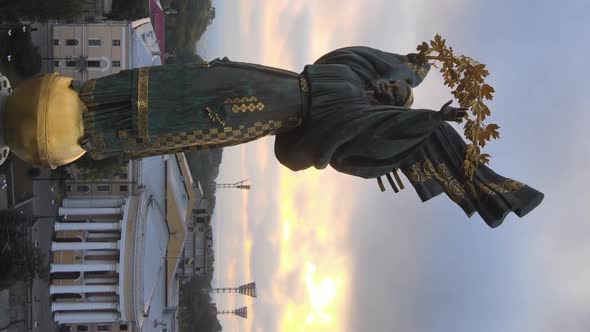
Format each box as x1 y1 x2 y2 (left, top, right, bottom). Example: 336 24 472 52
77 47 543 228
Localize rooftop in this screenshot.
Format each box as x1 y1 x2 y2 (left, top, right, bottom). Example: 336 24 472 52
149 0 166 64
131 18 162 67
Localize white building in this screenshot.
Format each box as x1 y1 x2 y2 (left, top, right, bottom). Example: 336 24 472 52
52 18 162 82
171 155 212 280
51 154 198 332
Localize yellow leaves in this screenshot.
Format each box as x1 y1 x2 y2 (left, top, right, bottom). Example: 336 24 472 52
417 41 430 54
465 144 480 159
463 159 477 181
431 34 446 51
478 153 491 165
480 84 494 100
481 103 491 117
418 34 501 180
485 123 500 139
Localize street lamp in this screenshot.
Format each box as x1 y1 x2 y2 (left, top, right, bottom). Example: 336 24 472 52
2 24 37 36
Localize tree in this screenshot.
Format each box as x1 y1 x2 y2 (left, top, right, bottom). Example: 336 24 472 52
0 209 48 290
179 276 222 332
185 149 223 213
0 319 25 331
12 35 41 77
108 0 149 21
69 153 129 180
0 0 83 22
164 0 216 57
0 29 41 78
165 53 204 65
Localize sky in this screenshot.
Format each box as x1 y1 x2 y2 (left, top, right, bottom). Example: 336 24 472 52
195 0 590 331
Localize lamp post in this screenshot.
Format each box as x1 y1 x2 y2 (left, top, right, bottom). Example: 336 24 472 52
0 24 37 36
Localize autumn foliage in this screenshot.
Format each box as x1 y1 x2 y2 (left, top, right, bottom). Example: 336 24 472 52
416 35 500 180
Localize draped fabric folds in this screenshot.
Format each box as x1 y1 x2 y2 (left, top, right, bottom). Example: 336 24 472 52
275 47 543 227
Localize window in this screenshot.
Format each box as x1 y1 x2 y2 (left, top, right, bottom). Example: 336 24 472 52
65 185 72 192
76 185 90 193
66 39 79 46
119 185 128 192
119 173 128 180
196 217 205 224
88 39 102 47
87 60 101 68
53 39 60 46
53 61 60 67
76 325 89 332
112 60 121 67
196 209 206 214
112 39 121 46
65 59 79 67
97 326 110 331
198 225 204 232
96 185 111 192
120 324 128 331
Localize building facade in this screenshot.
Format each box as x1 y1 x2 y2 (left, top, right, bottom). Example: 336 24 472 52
51 196 132 332
52 22 131 81
51 153 200 332
64 162 135 199
77 0 113 22
183 204 212 278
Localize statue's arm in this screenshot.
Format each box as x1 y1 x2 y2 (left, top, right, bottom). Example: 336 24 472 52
326 104 444 179
313 46 430 88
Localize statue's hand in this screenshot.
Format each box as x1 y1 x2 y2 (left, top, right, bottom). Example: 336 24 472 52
406 53 419 64
439 100 468 123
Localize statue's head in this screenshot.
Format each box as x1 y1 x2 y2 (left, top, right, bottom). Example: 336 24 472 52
374 80 414 107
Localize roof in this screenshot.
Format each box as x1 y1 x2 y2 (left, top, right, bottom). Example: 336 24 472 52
131 18 162 67
150 0 166 64
164 154 198 304
165 179 185 305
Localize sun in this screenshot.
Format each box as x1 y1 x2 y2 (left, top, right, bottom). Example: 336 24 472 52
305 263 340 325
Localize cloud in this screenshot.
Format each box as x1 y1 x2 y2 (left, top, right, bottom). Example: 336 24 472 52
206 0 590 331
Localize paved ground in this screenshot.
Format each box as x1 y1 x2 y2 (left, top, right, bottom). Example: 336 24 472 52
30 167 61 332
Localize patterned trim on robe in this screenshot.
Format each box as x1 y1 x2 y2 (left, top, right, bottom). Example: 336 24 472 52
88 133 107 160
125 120 284 158
403 159 524 202
79 79 97 119
225 96 265 113
137 67 150 138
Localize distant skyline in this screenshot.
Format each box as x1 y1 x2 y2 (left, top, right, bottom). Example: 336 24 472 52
197 0 590 331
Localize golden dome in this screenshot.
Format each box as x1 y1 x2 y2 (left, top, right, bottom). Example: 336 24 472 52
3 73 86 169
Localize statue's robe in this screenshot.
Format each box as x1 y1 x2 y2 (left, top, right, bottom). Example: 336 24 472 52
79 47 543 228
276 47 543 227
78 58 304 159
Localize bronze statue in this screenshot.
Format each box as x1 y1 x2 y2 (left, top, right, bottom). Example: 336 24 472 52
2 47 543 227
